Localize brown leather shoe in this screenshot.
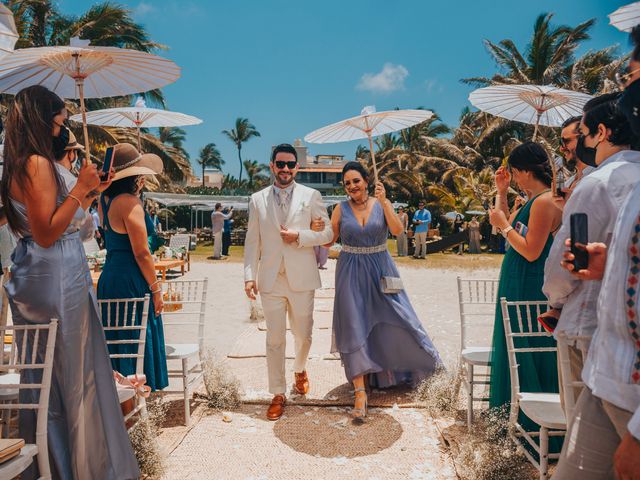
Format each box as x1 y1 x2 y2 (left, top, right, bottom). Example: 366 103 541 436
294 370 309 395
267 394 286 421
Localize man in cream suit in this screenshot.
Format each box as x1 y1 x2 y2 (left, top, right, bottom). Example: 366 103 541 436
244 143 334 420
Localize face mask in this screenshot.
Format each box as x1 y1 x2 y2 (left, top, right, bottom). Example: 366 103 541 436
618 79 640 137
52 125 69 160
575 135 599 168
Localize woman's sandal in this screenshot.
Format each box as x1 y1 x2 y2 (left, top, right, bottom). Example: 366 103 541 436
352 387 368 423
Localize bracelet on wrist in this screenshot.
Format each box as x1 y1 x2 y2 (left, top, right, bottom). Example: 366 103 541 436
149 280 161 289
501 226 514 239
151 288 162 294
67 194 82 208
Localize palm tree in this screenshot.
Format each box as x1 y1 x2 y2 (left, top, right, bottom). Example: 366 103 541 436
2 2 196 189
222 118 261 183
159 126 189 158
243 159 269 189
464 13 595 87
197 143 224 187
427 167 496 213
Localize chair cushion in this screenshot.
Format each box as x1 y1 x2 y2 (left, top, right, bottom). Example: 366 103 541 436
461 346 492 366
0 373 20 400
519 392 566 430
165 343 199 360
0 443 37 479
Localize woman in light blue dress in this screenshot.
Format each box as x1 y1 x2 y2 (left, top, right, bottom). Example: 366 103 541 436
1 86 139 479
328 162 443 421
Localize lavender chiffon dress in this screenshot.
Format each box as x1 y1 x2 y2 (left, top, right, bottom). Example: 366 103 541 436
332 201 443 388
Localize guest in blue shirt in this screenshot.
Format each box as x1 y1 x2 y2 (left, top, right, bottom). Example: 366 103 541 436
412 201 431 259
222 207 234 256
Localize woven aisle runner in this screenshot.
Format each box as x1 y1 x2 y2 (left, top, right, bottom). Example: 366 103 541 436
227 283 420 407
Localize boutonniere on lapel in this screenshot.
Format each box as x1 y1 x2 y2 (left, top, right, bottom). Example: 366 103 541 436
299 201 310 211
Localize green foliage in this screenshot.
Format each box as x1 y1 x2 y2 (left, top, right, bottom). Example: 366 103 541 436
4 1 193 187
222 118 261 183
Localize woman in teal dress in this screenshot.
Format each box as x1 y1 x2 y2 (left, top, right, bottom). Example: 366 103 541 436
487 142 563 412
97 143 168 391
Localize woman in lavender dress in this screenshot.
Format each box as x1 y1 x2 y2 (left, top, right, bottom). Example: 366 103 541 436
328 162 442 421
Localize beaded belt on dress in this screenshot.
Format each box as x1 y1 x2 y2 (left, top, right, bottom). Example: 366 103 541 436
341 243 387 254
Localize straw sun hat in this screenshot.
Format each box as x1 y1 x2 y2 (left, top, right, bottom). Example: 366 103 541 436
64 130 85 151
111 143 163 181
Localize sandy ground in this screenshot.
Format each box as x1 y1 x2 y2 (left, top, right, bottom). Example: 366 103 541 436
157 257 500 479
175 257 499 368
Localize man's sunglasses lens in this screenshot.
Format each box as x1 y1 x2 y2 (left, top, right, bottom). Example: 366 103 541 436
275 161 297 169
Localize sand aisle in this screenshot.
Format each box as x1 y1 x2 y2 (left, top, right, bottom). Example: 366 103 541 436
161 258 499 479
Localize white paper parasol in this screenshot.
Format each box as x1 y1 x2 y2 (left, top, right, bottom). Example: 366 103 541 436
609 2 640 32
304 106 433 182
0 37 181 160
0 5 18 54
70 97 202 151
468 85 592 139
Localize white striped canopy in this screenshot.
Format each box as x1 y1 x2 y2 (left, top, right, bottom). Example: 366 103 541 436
609 2 640 32
468 84 592 128
0 37 180 99
0 5 18 54
69 99 202 128
304 107 433 144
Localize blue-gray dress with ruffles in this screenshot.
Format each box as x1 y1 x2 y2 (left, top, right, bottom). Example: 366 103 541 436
332 200 443 388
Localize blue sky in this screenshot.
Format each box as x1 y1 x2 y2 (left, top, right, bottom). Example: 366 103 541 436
60 0 629 178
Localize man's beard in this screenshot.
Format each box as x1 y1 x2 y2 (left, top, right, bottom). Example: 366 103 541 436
276 173 294 186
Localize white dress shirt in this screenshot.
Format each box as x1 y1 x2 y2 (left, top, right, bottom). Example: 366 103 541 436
583 181 640 439
543 150 640 339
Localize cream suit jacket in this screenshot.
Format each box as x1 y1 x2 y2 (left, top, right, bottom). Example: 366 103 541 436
244 183 334 293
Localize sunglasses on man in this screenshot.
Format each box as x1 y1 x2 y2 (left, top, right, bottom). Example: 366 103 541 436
560 134 578 148
274 160 297 170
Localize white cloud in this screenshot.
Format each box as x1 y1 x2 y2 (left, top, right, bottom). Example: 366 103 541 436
356 63 409 94
425 79 444 94
134 2 155 16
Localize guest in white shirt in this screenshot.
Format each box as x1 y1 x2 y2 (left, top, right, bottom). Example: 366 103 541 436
211 203 233 260
543 95 640 382
555 185 640 479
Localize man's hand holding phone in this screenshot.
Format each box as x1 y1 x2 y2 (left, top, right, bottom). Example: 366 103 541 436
561 239 607 280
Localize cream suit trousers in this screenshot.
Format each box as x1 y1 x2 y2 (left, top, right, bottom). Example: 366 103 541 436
260 271 314 394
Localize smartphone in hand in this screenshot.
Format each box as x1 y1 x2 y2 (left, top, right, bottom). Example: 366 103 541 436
100 146 114 181
570 213 589 271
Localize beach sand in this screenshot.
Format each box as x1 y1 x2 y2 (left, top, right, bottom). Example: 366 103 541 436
158 256 500 479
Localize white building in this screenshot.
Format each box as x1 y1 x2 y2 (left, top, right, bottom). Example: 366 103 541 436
188 167 224 189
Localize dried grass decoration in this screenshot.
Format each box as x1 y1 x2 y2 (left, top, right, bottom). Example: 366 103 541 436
128 397 167 479
162 285 183 312
413 367 461 417
197 349 242 411
457 406 531 480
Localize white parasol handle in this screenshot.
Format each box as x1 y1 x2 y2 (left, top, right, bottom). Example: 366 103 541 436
73 53 91 164
363 116 379 184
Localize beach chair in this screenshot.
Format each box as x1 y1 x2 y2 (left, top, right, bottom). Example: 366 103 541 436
169 234 191 272
556 332 591 423
162 278 208 425
98 295 150 430
501 299 566 480
0 320 58 480
456 277 498 430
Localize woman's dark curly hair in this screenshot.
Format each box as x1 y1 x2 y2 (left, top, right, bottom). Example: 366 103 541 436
507 141 553 187
342 161 370 183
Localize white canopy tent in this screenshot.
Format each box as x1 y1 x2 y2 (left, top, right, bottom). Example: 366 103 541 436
143 192 346 231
